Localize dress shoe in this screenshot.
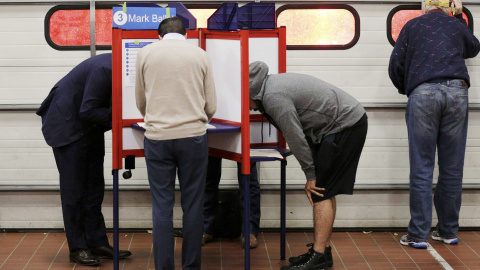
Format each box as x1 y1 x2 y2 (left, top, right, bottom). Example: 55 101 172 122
90 245 132 259
69 249 101 266
289 244 333 267
202 234 213 246
241 234 258 249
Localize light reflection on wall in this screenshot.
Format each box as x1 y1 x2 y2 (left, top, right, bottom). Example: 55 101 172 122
391 10 469 42
50 10 113 46
277 9 355 46
189 9 216 29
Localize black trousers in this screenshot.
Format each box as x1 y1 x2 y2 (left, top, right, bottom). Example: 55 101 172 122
203 157 261 237
144 134 208 270
52 127 109 251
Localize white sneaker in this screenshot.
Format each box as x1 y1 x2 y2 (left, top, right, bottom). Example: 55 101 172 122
432 230 458 244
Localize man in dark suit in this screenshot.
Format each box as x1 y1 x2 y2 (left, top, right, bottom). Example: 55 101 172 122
36 53 131 266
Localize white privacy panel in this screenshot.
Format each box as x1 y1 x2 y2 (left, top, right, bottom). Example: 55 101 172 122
249 37 279 74
122 128 145 150
208 132 242 154
249 37 281 143
205 39 242 123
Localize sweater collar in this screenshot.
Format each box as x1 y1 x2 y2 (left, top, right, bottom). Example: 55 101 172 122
162 33 186 40
427 9 447 14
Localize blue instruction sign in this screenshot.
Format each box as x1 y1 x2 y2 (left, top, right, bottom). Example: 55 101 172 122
113 7 176 30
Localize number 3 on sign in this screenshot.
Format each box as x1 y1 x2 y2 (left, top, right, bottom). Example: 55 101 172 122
114 11 128 26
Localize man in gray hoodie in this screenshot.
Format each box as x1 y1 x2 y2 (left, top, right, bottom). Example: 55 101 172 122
249 61 367 270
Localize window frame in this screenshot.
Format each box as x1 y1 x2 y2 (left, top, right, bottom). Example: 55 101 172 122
386 5 474 46
276 4 360 50
45 5 117 51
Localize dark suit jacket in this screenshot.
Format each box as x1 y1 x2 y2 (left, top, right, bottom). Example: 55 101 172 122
36 53 112 148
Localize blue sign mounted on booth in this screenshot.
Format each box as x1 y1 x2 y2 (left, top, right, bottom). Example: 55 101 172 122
113 6 176 30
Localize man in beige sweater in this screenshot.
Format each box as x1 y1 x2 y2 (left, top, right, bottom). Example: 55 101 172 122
135 17 216 270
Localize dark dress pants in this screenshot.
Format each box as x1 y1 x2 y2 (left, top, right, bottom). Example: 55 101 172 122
203 157 261 237
144 134 208 270
52 127 109 251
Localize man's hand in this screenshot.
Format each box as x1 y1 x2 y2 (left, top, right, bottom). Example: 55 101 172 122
305 180 325 207
451 0 462 15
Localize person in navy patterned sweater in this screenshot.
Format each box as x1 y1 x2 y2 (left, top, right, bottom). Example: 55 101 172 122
389 0 480 249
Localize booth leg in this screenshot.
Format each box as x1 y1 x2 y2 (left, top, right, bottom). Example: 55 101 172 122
242 173 251 270
112 169 119 270
280 160 286 260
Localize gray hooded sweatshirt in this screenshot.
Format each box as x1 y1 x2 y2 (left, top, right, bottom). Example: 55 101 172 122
249 61 366 181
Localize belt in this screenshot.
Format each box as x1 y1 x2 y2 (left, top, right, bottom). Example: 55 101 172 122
427 79 468 87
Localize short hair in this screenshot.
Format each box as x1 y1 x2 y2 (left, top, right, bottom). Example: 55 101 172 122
158 16 186 37
425 5 450 14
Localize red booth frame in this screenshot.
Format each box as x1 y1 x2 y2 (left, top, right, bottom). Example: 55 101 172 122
112 27 287 270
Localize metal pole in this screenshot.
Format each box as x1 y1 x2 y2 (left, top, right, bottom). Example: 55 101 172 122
243 172 250 270
112 169 119 270
90 0 96 57
280 159 287 259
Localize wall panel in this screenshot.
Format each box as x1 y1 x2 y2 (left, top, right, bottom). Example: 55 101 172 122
0 1 479 228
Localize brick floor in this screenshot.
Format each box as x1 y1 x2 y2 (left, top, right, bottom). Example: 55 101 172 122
0 231 479 269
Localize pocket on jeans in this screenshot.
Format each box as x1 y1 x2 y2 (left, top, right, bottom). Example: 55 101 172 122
411 93 434 118
453 94 468 120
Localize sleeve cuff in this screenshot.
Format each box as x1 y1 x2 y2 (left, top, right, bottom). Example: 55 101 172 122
305 169 316 181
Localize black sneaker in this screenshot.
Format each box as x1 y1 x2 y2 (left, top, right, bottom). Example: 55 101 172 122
288 243 313 265
325 246 333 267
288 244 333 267
281 250 329 270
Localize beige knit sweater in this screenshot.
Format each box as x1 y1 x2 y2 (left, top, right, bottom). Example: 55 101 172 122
135 34 216 141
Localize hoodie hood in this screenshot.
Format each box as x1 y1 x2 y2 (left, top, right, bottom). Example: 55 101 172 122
249 61 269 101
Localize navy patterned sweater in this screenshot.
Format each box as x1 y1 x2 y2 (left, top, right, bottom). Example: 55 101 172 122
389 10 480 96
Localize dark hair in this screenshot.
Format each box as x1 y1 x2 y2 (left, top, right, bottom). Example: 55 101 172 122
158 16 186 37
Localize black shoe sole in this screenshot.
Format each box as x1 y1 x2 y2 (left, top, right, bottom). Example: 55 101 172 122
289 259 333 267
69 258 101 266
94 255 131 260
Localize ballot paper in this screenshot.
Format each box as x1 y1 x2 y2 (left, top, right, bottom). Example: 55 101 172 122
250 148 284 159
206 123 216 129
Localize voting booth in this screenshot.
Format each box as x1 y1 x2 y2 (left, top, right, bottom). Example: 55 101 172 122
111 3 287 269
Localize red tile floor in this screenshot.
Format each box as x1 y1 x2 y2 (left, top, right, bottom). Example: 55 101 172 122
0 231 479 269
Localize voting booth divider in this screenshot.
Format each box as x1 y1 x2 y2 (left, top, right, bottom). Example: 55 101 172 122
112 26 288 269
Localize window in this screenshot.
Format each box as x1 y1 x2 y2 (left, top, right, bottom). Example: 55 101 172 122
45 5 115 50
387 5 473 46
276 5 360 50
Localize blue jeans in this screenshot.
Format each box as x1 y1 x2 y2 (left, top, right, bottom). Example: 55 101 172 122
406 80 468 242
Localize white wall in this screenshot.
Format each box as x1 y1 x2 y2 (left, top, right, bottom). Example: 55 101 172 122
0 1 479 228
1 190 479 228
